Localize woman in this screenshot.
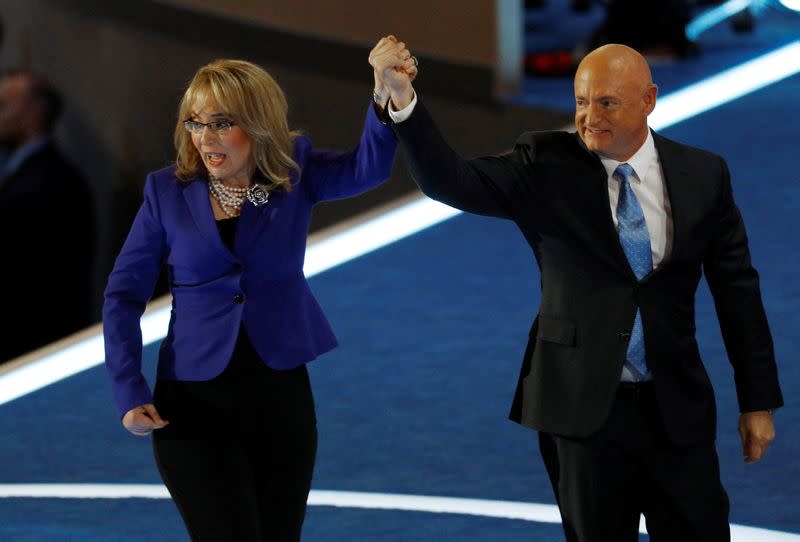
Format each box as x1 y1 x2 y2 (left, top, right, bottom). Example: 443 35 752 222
104 41 416 541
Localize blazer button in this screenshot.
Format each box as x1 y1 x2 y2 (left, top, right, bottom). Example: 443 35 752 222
619 331 631 341
233 293 245 304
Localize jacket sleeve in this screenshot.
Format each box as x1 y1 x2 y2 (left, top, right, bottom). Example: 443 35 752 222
703 156 783 413
103 173 167 418
302 101 398 203
391 98 533 220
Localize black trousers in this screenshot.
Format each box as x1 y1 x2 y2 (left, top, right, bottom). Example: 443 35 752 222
152 330 317 542
539 382 730 542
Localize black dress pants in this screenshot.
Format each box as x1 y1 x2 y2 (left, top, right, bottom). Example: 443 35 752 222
152 330 317 542
539 382 730 542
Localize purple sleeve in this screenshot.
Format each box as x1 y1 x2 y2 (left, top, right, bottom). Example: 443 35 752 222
103 173 167 417
302 102 398 203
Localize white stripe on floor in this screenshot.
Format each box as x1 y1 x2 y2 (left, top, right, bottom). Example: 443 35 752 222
0 484 797 540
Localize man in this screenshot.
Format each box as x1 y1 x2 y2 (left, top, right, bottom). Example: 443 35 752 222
0 71 95 363
369 40 782 541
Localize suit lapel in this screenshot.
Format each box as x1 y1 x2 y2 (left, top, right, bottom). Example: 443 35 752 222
573 133 638 279
182 179 237 263
651 132 684 270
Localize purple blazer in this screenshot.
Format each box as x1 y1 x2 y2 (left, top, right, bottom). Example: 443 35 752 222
104 104 396 417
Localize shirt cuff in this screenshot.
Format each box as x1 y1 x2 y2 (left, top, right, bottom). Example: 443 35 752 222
388 90 418 123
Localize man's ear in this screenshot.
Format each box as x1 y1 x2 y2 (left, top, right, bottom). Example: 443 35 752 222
643 83 658 116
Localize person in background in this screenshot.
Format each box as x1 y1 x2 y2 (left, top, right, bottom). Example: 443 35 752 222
373 38 782 541
103 43 416 542
0 70 95 364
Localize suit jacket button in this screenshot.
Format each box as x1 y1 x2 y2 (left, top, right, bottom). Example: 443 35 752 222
233 293 244 304
619 331 631 341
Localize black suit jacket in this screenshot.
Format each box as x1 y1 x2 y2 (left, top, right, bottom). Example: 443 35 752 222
0 141 95 363
393 101 783 446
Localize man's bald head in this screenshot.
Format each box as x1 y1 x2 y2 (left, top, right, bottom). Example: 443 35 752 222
573 44 658 162
577 44 653 92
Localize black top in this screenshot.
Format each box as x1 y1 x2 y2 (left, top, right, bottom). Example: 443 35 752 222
214 215 264 372
216 215 239 252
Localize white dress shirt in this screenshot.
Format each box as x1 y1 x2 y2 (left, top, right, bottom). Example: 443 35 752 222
599 130 672 270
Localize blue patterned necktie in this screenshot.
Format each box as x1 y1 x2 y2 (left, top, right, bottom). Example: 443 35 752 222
614 163 653 380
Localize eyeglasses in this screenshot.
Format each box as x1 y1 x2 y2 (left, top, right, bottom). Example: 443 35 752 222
182 119 237 135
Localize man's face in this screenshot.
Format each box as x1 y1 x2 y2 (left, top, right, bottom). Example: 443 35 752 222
0 76 33 149
574 65 655 162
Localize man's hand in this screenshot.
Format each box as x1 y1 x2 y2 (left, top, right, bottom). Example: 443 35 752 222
123 403 169 437
369 35 417 109
738 410 775 463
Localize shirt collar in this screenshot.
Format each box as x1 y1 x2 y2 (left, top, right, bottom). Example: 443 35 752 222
597 129 656 183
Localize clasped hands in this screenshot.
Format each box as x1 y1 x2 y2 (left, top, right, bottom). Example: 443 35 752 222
368 35 417 112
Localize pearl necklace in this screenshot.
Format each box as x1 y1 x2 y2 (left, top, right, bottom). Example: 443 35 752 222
209 177 250 217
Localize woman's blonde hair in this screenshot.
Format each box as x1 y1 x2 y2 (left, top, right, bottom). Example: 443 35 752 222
174 59 300 191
